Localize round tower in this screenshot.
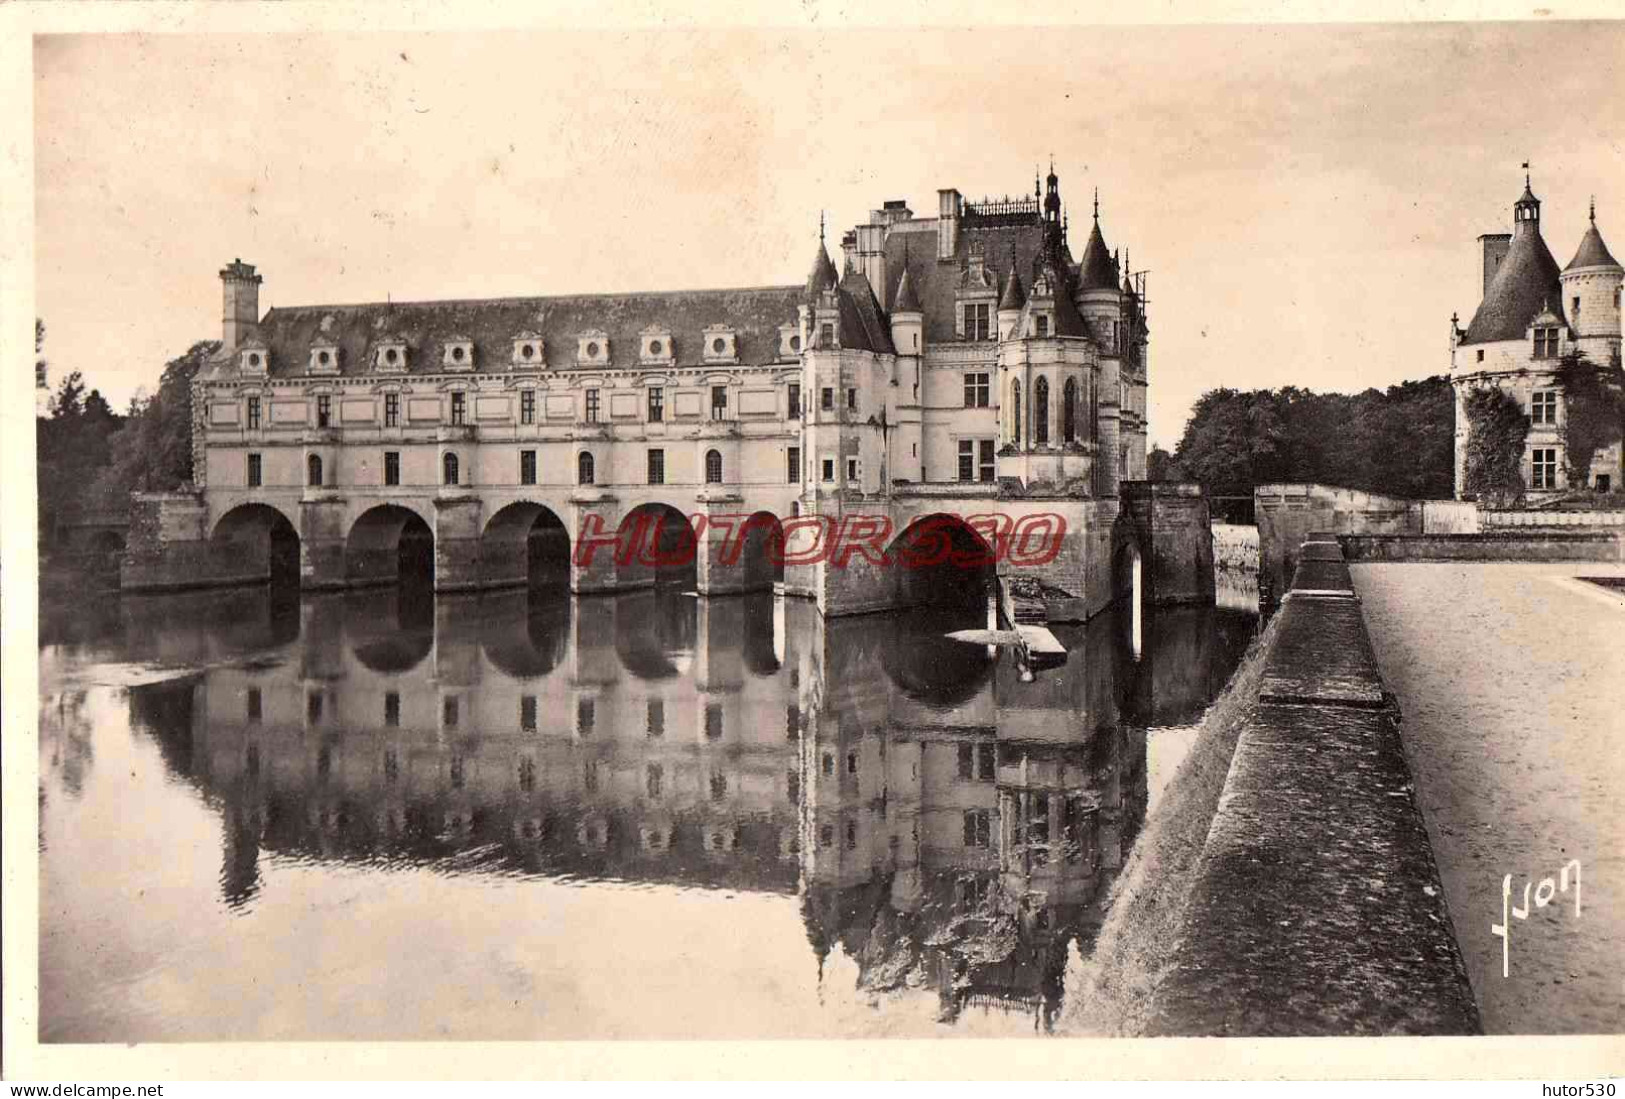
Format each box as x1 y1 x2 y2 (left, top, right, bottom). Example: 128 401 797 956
1560 199 1623 345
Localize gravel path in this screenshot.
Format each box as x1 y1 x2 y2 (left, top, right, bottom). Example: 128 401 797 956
1353 562 1625 1034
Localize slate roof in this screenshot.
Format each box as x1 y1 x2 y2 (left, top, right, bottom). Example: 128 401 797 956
891 264 922 313
836 272 895 355
200 286 807 380
880 220 1096 343
1075 218 1118 293
999 267 1027 311
1461 227 1567 346
1565 220 1622 272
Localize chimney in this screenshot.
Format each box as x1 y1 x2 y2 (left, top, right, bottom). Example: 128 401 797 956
937 188 961 261
856 222 887 299
1478 234 1511 297
220 258 263 352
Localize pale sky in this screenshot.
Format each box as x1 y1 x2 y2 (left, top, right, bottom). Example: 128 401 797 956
32 21 1625 447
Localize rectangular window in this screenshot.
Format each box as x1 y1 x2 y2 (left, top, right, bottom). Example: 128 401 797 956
705 703 723 740
963 809 991 847
385 691 400 728
647 387 664 422
384 451 400 486
246 396 261 429
821 387 834 411
786 704 801 740
520 390 535 425
1532 391 1559 426
647 448 665 485
384 393 400 427
1035 314 1049 337
577 697 595 738
847 457 859 483
317 395 332 428
247 453 262 488
964 372 990 408
820 323 835 345
246 687 262 723
979 439 996 482
520 449 537 486
846 388 857 412
821 458 834 482
450 392 466 425
1534 326 1560 359
787 383 801 419
520 695 537 732
711 385 728 420
1532 447 1559 489
647 698 665 738
443 696 459 728
958 439 975 483
964 303 991 341
787 446 801 484
585 388 600 423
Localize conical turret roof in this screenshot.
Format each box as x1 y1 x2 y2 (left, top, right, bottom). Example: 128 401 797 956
892 264 922 314
1566 215 1621 272
1076 219 1118 293
806 239 839 299
1462 222 1566 345
999 266 1026 311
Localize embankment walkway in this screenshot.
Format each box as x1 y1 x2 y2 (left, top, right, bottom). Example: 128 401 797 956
1354 561 1625 1034
1146 537 1479 1036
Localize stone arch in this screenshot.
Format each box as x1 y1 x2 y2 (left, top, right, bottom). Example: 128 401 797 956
885 512 997 614
739 510 785 592
479 588 570 680
614 587 697 680
481 501 571 590
617 502 697 590
342 587 434 674
1113 539 1144 660
346 504 435 587
211 502 301 588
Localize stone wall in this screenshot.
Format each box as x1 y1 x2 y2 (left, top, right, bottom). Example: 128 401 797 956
1145 535 1479 1036
1340 531 1625 563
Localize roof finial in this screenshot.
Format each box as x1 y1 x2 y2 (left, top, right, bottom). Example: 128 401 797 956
819 210 826 246
1590 195 1597 223
1093 187 1100 223
1522 160 1530 188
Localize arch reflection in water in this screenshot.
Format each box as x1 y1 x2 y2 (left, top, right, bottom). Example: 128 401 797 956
124 585 1254 1031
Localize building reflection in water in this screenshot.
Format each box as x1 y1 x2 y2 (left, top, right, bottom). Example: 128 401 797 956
123 579 1254 1032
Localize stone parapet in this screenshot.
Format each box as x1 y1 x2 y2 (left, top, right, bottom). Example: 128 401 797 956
1145 537 1478 1036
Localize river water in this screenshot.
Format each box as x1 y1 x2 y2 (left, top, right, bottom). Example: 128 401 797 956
39 581 1255 1041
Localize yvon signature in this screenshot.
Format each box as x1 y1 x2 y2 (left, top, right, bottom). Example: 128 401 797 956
1491 859 1581 978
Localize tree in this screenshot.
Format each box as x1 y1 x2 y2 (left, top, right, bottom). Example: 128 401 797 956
90 340 218 506
1170 377 1456 500
1462 386 1529 507
1553 350 1625 490
1146 445 1178 481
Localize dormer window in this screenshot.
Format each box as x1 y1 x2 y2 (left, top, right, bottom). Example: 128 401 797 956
962 303 991 341
640 326 674 366
511 331 544 368
1034 314 1050 337
308 339 339 375
1534 325 1560 359
778 324 803 360
703 324 737 364
374 338 408 373
577 330 610 366
240 339 269 376
442 336 475 370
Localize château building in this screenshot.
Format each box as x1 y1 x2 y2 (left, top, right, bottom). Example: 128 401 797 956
125 167 1181 617
1451 177 1624 498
